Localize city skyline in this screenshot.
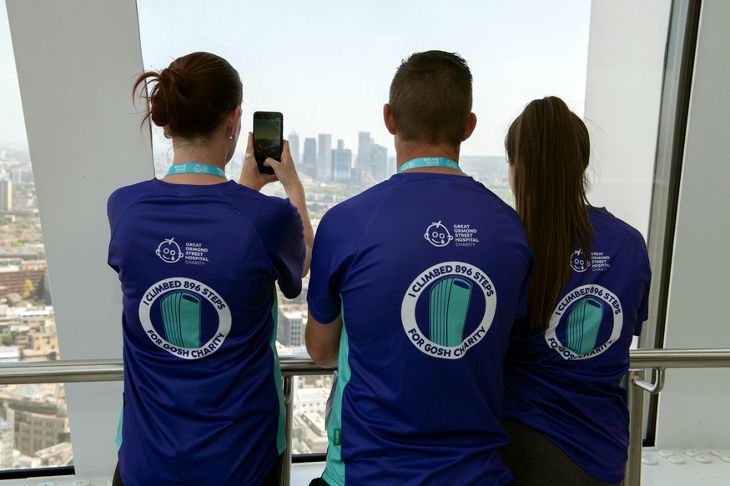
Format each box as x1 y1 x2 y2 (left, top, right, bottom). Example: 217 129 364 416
1 1 592 155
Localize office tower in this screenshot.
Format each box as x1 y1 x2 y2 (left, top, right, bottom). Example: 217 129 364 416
388 156 396 176
331 140 352 183
12 170 22 183
317 134 332 182
357 132 372 181
277 307 306 347
0 180 11 211
302 138 317 179
370 144 388 182
289 131 300 165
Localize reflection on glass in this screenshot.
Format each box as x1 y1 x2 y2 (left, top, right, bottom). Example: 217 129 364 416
0 1 70 470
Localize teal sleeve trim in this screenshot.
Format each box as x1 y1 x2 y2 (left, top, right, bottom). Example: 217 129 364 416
268 291 288 455
323 299 350 486
115 393 123 450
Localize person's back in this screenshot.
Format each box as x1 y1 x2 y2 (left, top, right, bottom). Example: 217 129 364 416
109 180 301 484
503 206 650 482
306 51 533 486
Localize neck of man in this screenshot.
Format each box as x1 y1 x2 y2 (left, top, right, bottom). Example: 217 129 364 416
395 139 467 176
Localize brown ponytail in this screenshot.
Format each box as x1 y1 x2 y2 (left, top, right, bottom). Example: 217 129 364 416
506 96 593 331
133 52 242 141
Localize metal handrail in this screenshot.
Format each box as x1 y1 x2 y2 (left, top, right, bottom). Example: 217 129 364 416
0 348 727 384
0 349 727 486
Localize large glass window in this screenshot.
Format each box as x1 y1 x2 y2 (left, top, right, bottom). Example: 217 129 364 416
137 0 592 458
0 1 70 473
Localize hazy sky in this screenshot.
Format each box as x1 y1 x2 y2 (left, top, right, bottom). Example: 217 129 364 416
3 0 591 156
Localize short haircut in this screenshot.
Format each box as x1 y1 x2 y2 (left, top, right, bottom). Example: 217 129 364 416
133 52 243 141
389 50 473 147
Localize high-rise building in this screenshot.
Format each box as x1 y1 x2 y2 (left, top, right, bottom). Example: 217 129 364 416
331 140 352 183
371 144 388 182
302 138 317 179
357 132 372 181
289 131 300 165
317 134 332 182
0 180 12 212
277 308 306 348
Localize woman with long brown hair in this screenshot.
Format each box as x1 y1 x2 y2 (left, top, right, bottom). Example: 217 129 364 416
500 96 651 485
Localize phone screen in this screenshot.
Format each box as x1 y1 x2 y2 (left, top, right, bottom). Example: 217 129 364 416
253 112 283 175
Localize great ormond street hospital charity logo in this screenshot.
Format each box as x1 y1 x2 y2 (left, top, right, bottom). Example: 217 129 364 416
425 221 453 247
570 249 589 272
402 262 496 359
545 284 623 360
156 238 183 263
139 278 231 359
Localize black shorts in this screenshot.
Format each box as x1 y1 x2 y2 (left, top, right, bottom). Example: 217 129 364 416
501 418 622 486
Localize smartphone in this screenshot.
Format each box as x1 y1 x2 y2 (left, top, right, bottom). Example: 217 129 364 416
253 111 283 175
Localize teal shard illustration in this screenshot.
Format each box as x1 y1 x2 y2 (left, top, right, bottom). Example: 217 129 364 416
160 291 202 349
565 296 603 355
429 277 473 346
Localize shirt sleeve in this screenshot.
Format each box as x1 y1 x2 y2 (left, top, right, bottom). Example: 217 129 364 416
256 198 305 299
307 208 356 324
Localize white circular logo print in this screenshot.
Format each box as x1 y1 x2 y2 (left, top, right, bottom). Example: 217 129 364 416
545 284 623 360
401 262 496 359
570 249 589 272
424 221 453 247
138 278 231 359
156 238 183 263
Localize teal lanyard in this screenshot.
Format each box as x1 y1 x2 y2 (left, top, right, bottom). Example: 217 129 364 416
398 157 462 173
166 163 227 179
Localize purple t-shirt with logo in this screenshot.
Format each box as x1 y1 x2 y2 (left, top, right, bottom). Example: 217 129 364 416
307 172 533 486
107 178 304 486
502 206 651 483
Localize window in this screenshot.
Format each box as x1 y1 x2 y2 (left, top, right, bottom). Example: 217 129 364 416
136 0 592 460
0 1 72 472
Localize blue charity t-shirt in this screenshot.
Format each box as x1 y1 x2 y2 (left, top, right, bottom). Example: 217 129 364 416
307 172 534 486
107 178 304 486
502 206 651 483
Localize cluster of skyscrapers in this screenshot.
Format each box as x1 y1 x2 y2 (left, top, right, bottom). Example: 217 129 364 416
289 131 391 184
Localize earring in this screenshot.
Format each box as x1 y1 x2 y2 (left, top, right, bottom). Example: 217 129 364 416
229 133 236 141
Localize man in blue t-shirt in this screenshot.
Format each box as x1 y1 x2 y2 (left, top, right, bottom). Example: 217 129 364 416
306 51 534 486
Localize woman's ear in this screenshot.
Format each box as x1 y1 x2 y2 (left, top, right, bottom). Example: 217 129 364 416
228 106 241 138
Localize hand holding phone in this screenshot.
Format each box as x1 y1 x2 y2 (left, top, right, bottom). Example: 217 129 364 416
253 112 283 175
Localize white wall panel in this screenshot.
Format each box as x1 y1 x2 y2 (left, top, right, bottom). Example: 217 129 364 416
7 0 151 477
656 0 730 448
584 0 671 238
